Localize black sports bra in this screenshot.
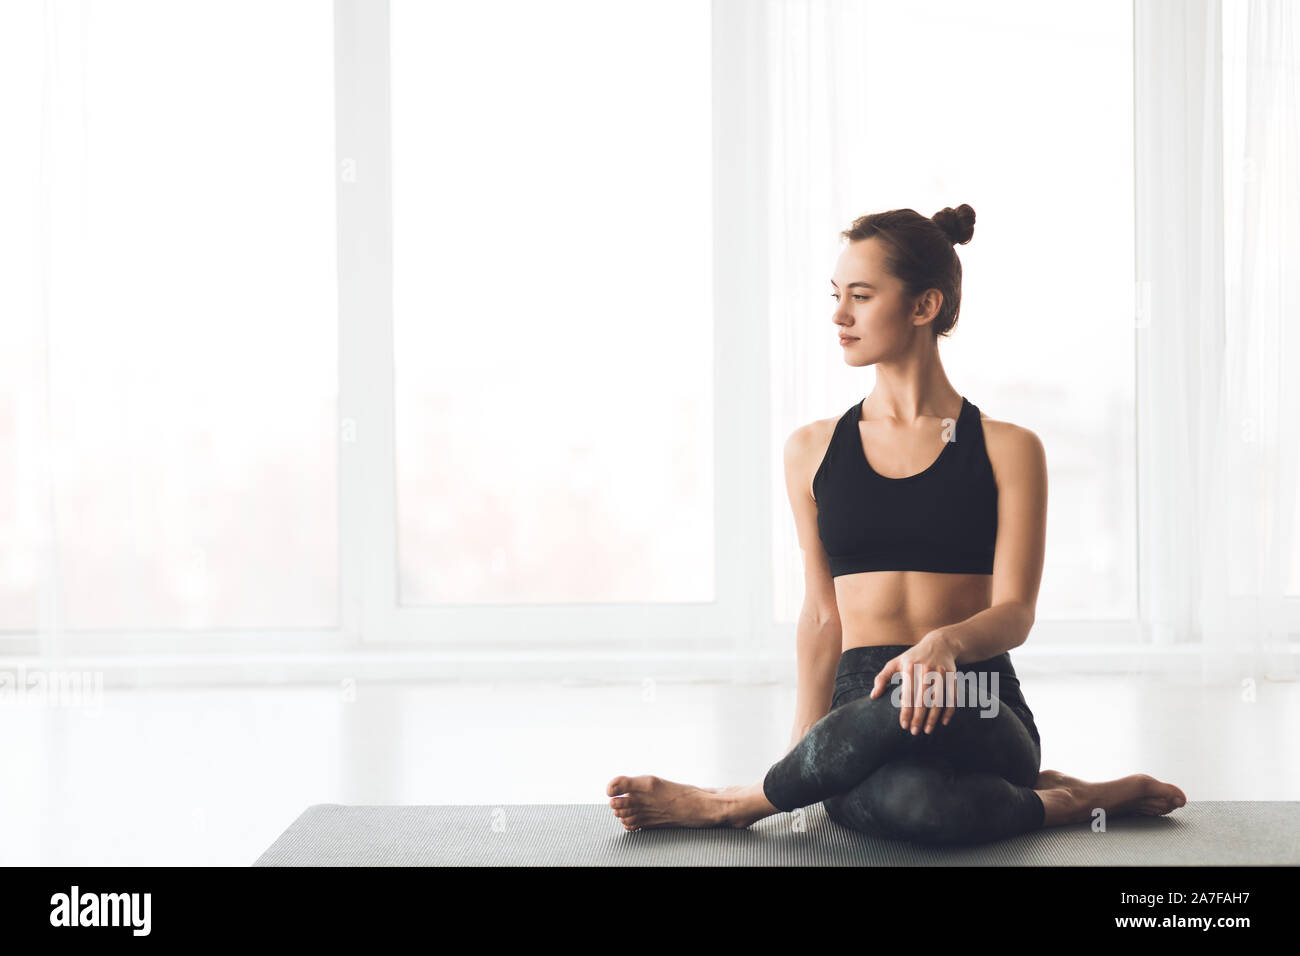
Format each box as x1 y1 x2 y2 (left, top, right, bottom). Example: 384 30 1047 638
812 395 998 577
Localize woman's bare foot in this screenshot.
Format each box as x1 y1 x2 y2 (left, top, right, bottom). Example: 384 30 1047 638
606 775 779 830
1033 769 1187 827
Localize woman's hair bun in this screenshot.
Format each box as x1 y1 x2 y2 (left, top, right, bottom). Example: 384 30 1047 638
931 204 975 245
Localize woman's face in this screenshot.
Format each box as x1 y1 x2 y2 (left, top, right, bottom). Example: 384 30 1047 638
830 237 937 366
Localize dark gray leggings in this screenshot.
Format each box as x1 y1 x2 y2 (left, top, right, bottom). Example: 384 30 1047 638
762 644 1045 845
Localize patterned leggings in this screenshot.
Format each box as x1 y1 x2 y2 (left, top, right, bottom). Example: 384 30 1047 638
761 644 1045 845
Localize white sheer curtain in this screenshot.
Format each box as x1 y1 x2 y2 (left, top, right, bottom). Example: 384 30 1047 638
1137 0 1299 682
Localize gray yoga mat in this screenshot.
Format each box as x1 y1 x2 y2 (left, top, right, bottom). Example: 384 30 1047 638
254 800 1300 866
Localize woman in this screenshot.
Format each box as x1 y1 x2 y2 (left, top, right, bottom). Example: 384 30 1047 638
606 205 1186 844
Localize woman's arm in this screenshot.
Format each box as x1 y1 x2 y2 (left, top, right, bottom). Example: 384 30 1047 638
934 419 1048 665
789 607 841 749
783 423 843 749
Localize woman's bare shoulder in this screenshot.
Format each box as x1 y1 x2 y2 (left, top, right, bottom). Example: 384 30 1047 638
785 411 841 459
978 410 1046 472
784 412 843 502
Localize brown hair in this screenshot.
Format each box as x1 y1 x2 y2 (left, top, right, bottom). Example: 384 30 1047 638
839 204 975 338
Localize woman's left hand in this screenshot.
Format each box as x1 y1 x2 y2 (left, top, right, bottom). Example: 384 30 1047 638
869 631 959 736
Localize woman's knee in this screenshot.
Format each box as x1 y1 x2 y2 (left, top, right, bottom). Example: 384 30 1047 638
822 793 889 838
861 759 982 844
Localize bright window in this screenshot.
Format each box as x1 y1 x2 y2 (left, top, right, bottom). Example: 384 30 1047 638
390 0 714 605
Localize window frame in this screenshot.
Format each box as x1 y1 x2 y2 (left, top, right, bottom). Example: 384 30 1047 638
339 0 769 650
29 0 1290 662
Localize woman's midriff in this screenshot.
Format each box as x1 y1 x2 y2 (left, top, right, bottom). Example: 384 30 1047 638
833 569 994 651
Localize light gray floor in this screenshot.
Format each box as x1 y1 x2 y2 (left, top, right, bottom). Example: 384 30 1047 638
2 669 1295 865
